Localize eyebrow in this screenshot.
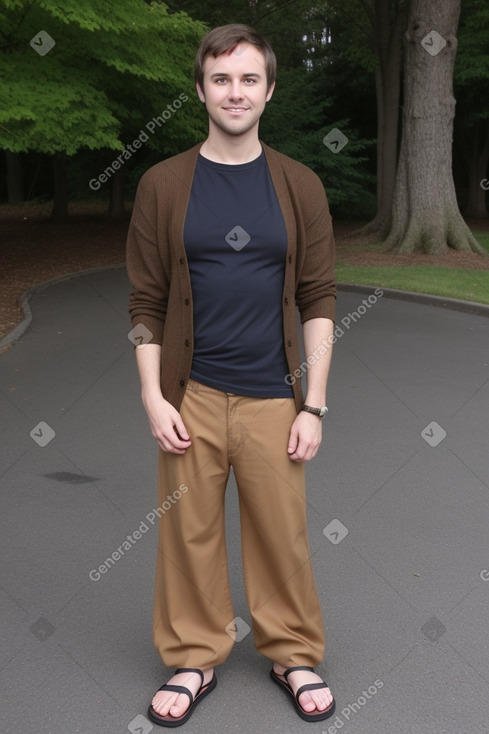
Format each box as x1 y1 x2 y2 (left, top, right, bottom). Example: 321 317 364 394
209 72 262 79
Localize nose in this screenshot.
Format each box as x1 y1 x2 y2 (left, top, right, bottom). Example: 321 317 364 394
228 79 244 100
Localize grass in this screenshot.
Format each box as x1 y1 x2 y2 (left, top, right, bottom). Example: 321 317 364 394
336 232 489 305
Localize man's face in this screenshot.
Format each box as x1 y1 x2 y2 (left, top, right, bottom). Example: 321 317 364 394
197 42 275 138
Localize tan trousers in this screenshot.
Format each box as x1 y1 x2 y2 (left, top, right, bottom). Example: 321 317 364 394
153 378 325 670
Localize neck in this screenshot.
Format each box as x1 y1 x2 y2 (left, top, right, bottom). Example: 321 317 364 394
200 126 262 164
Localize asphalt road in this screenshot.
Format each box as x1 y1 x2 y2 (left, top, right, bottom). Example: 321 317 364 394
1 266 488 734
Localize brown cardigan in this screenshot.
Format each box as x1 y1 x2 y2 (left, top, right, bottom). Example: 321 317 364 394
126 141 336 413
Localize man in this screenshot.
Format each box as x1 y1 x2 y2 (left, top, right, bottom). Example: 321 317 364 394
126 23 337 727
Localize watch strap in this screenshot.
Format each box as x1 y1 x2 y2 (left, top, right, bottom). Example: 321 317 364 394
301 404 328 418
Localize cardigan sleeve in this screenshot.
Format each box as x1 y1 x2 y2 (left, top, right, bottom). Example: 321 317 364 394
294 168 336 323
126 171 170 346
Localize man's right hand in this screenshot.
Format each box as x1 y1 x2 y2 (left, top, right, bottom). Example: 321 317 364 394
134 342 191 454
142 390 192 454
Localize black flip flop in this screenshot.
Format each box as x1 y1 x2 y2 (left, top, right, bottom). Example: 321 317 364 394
148 667 217 728
270 665 336 722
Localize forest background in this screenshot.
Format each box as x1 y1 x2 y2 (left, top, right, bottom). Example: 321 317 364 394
1 0 489 342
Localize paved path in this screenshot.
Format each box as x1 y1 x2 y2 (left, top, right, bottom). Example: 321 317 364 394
1 267 488 734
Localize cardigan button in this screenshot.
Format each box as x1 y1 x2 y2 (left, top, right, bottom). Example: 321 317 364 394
184 298 190 305
180 257 185 264
287 339 292 347
284 297 289 305
179 379 185 387
288 255 292 263
184 339 190 347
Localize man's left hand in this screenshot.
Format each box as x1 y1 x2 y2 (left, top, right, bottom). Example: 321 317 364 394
287 411 323 462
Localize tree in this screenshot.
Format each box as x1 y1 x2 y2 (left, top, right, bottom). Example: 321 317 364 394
164 0 376 217
259 67 374 217
352 0 407 238
454 0 489 220
0 0 207 219
384 0 484 254
4 150 24 203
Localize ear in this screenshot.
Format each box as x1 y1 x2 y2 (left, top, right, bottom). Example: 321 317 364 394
196 82 206 103
265 81 275 103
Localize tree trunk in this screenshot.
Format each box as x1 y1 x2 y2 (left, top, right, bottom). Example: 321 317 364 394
50 152 69 222
108 165 126 219
384 0 485 254
352 0 406 240
5 150 24 204
26 154 43 201
464 119 489 219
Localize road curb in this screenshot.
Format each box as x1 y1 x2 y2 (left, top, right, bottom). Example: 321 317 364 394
0 263 126 352
338 283 489 318
1 268 488 352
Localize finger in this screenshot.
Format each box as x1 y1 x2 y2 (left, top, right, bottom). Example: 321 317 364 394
291 437 319 462
166 430 192 451
158 437 188 454
289 442 306 461
173 417 191 442
152 425 191 452
287 428 299 455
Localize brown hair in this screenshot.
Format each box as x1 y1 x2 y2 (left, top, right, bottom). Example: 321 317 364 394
194 24 276 92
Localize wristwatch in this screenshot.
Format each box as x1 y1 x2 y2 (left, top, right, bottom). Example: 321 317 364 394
301 404 328 419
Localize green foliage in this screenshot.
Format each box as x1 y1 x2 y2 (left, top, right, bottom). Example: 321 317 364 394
0 0 378 211
0 0 208 155
455 0 489 86
164 1 376 217
260 68 376 218
303 0 377 75
454 0 489 128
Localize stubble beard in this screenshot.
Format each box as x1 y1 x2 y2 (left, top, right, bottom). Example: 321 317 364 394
208 107 262 138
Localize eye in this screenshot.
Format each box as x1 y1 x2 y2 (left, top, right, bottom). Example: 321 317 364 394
215 77 228 84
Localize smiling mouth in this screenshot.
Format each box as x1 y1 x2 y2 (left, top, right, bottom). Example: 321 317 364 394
224 107 248 113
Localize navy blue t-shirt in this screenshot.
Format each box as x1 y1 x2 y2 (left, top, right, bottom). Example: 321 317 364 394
183 148 294 398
